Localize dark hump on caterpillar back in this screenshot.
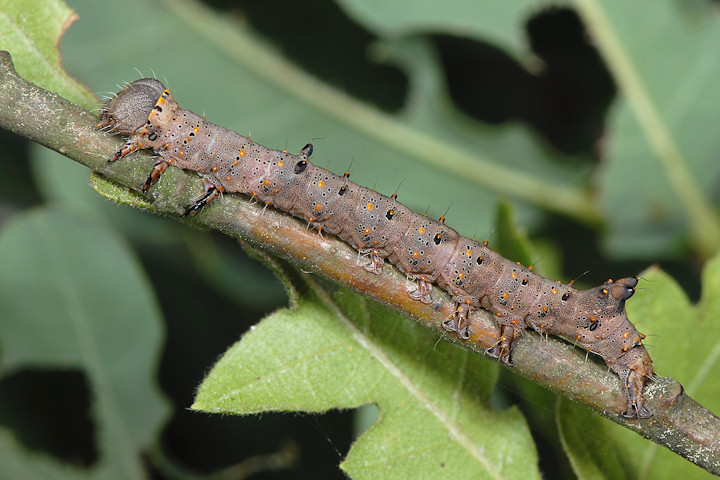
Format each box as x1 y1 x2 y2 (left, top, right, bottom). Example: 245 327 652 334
99 78 165 134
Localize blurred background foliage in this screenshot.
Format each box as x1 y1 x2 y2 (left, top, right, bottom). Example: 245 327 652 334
1 0 719 478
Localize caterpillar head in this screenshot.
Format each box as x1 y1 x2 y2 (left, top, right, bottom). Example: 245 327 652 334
98 78 165 134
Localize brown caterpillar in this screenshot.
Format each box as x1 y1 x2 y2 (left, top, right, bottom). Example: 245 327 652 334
98 78 655 418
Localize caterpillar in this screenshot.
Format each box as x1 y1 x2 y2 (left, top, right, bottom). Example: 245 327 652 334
98 78 655 419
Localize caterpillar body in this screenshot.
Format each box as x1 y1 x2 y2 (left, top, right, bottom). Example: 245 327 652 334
99 78 654 418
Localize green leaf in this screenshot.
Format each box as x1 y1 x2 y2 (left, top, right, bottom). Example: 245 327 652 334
0 209 170 478
193 273 539 480
558 254 720 479
0 0 95 106
337 0 537 56
572 0 720 259
492 201 537 270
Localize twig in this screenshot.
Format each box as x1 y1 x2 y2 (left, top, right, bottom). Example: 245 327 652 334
1 51 718 475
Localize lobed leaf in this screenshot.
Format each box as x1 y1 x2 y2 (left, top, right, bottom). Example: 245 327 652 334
194 267 540 479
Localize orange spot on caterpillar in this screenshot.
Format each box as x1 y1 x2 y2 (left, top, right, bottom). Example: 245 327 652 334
541 306 548 312
412 252 419 258
263 180 270 186
367 203 374 210
529 265 534 270
279 160 284 166
483 240 489 246
178 151 184 156
502 293 508 299
315 204 322 211
511 319 518 325
465 250 472 256
512 272 518 279
233 161 239 166
212 166 219 172
552 288 557 294
418 227 425 234
273 189 279 194
318 180 325 188
364 228 370 235
623 332 630 338
240 149 246 157
282 149 288 153
589 316 598 323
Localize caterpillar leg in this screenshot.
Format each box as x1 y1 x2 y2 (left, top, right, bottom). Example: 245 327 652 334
486 324 519 365
442 303 471 339
621 360 653 419
108 140 139 162
143 158 170 192
361 249 385 275
408 277 433 304
183 181 222 216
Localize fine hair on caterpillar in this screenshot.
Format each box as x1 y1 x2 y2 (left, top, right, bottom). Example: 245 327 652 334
99 78 655 419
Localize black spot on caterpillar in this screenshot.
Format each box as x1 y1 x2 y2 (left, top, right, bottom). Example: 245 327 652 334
98 78 655 419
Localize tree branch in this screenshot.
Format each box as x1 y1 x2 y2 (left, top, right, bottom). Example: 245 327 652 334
1 51 718 474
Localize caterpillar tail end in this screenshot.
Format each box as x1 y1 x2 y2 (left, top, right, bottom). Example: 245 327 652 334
622 368 653 419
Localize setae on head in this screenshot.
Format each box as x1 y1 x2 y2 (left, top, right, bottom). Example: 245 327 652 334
98 78 165 135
